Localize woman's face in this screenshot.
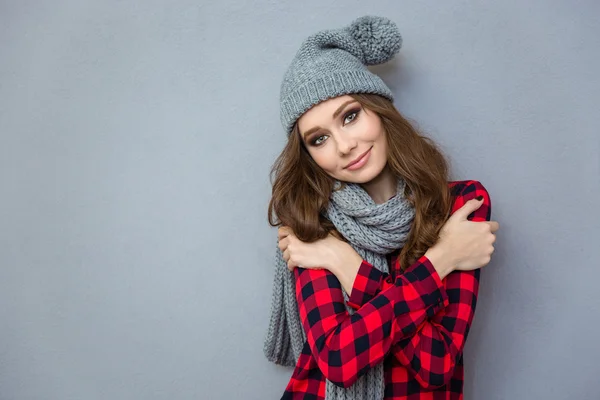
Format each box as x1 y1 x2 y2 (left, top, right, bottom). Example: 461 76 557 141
297 95 388 184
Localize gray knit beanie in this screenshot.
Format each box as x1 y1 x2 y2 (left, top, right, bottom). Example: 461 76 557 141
279 15 402 135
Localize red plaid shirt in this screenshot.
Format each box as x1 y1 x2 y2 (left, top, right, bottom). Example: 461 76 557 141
282 180 491 399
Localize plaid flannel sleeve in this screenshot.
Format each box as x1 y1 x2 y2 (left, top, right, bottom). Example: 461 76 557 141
293 255 449 388
345 180 491 388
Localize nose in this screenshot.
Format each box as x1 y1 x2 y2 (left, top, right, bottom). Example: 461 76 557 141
335 132 357 156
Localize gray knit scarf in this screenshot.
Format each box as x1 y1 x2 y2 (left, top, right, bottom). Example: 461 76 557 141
264 177 416 399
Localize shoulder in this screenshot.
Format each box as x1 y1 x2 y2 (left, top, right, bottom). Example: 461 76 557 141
447 179 492 217
448 179 490 201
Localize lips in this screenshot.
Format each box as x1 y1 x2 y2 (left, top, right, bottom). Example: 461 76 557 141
345 147 372 169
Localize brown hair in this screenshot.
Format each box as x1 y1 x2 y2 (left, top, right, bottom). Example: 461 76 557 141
267 93 454 270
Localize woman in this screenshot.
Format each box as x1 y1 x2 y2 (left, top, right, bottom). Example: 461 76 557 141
264 15 499 400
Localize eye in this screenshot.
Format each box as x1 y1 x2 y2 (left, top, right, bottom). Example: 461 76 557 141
343 108 360 125
311 134 328 146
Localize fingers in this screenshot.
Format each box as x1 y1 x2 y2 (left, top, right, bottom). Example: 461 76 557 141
278 227 290 251
278 226 295 253
278 227 313 272
279 227 294 271
487 220 500 232
283 248 299 271
452 197 485 221
278 236 287 252
281 247 292 264
479 220 500 232
278 227 306 272
278 226 293 240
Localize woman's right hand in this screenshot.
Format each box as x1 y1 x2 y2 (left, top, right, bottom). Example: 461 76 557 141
427 197 499 276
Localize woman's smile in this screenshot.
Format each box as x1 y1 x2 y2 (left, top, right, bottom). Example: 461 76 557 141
344 147 372 171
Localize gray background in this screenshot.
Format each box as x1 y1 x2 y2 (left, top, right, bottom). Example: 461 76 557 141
1 1 599 399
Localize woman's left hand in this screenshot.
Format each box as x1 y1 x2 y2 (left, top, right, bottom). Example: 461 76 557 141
277 226 351 272
278 226 365 294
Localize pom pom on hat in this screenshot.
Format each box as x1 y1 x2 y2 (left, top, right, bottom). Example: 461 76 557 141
348 15 403 65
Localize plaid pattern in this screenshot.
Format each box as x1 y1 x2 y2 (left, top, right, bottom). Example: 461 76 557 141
281 180 491 399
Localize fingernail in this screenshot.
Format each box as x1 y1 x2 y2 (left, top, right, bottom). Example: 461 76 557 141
476 195 483 201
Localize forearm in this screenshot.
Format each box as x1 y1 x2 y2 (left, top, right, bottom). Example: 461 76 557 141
392 268 480 388
328 241 454 296
423 245 455 280
391 320 460 388
328 245 363 294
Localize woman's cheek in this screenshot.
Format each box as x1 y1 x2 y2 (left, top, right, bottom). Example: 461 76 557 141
316 152 337 173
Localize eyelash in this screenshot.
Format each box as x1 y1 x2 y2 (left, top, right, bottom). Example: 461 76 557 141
343 108 360 124
310 108 361 146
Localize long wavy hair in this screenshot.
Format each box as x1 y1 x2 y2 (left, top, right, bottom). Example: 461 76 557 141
268 93 454 270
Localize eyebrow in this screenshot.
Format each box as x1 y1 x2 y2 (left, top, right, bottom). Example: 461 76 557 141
302 100 356 141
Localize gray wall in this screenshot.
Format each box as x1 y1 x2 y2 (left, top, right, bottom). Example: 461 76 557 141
1 1 598 399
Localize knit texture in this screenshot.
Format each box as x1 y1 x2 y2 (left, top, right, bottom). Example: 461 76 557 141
279 15 402 135
264 178 416 399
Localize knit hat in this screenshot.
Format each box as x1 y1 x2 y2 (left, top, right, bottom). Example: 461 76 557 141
279 15 403 135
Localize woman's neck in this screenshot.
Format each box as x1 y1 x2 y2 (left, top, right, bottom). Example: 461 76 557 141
360 165 397 204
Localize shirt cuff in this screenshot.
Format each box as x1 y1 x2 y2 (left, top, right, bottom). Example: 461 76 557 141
347 260 384 309
402 255 450 316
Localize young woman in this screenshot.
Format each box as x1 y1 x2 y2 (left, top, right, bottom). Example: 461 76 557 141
264 16 499 400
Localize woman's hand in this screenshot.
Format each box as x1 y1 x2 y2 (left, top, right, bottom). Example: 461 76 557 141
426 197 499 277
277 227 353 271
278 227 363 293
